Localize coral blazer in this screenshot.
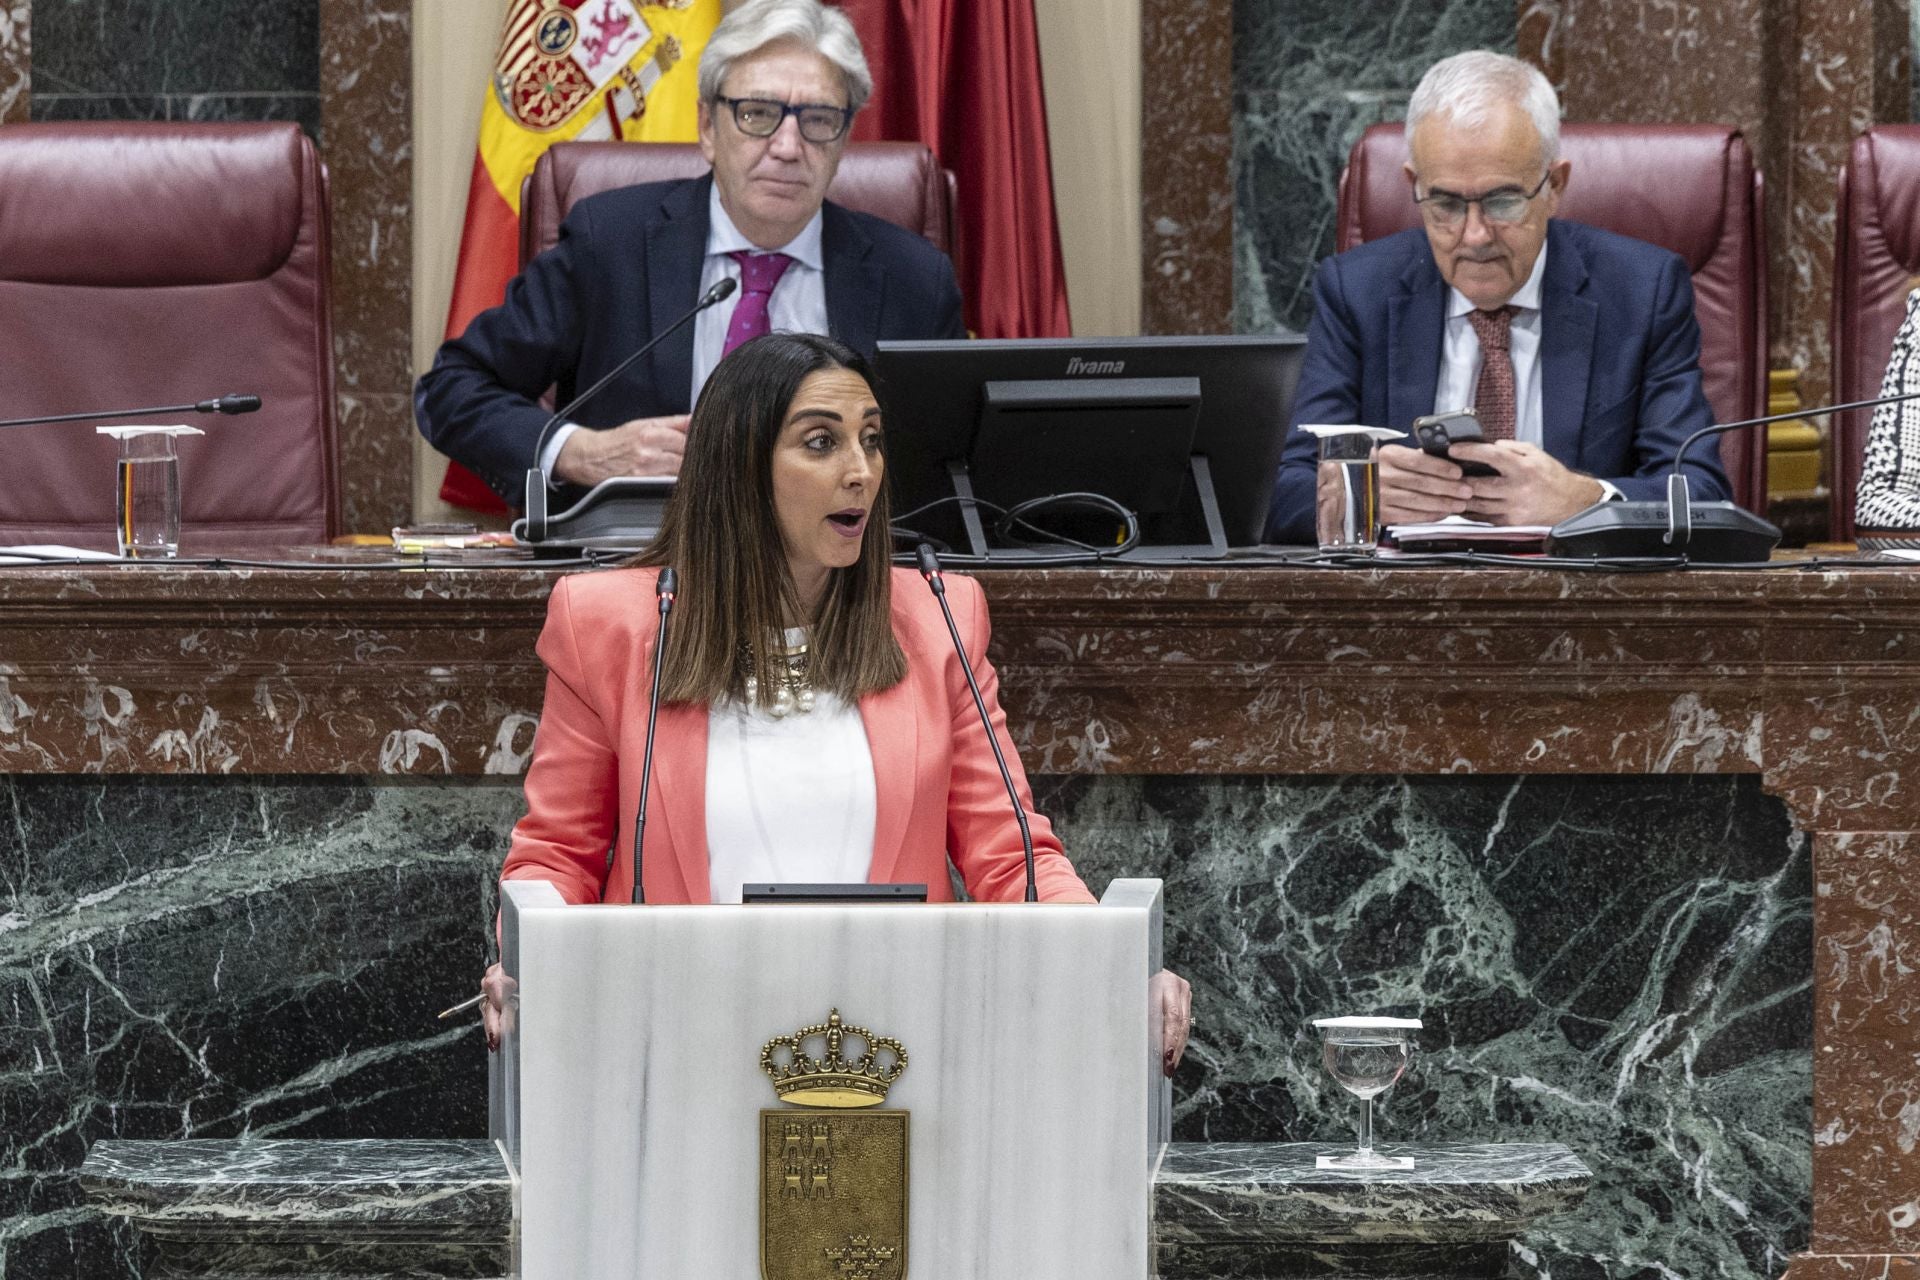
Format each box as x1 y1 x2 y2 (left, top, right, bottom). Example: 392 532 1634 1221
503 566 1094 906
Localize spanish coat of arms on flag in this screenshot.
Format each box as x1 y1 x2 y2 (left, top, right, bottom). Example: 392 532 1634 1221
436 0 719 512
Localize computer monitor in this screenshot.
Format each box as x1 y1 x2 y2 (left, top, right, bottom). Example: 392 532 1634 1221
873 335 1305 559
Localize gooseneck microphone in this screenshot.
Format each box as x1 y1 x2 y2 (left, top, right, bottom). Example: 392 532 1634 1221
915 544 1038 903
524 277 739 515
1548 387 1920 562
0 393 262 430
631 566 678 905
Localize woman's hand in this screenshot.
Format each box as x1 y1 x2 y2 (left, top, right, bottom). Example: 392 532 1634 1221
481 963 518 1053
1152 968 1194 1077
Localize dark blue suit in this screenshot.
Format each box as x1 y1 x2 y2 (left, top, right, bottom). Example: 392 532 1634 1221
1267 219 1729 544
415 173 966 504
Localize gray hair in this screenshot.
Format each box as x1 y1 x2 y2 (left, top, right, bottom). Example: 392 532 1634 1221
1406 51 1561 166
697 0 873 115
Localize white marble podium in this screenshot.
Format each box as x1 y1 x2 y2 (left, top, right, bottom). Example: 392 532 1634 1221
492 878 1170 1279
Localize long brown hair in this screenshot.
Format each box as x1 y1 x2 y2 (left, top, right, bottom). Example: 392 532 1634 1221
636 332 907 707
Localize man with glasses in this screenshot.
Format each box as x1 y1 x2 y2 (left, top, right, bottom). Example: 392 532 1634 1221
416 0 964 504
1266 51 1729 543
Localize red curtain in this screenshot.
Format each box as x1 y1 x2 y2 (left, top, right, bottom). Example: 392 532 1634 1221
838 0 1072 338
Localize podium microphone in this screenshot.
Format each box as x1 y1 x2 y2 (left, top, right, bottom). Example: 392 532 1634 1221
915 544 1038 903
0 393 261 430
1547 388 1920 562
631 566 678 905
522 277 738 536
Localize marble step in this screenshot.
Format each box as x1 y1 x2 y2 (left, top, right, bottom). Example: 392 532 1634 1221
83 1137 1590 1279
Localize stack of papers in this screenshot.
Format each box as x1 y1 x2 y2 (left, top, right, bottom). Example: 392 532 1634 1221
0 544 122 565
1384 518 1552 553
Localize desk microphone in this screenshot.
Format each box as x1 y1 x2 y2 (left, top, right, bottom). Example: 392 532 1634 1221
523 277 738 523
633 571 679 909
631 567 678 905
1547 387 1920 562
0 393 261 430
915 544 1038 903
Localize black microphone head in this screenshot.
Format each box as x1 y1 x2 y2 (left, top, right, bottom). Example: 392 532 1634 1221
703 276 739 306
914 543 942 580
217 394 262 414
657 566 678 596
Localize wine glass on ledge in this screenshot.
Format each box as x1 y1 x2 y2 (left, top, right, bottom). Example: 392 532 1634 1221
1313 1015 1422 1170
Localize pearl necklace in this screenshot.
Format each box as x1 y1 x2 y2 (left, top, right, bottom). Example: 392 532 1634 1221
743 629 815 717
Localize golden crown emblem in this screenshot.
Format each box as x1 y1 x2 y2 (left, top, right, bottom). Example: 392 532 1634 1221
760 1009 908 1109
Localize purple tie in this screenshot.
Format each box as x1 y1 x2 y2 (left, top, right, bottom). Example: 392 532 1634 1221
722 250 795 355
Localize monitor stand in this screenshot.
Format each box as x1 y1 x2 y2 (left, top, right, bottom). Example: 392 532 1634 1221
944 457 1229 562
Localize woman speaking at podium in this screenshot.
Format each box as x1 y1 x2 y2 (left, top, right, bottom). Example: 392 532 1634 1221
480 333 1191 1070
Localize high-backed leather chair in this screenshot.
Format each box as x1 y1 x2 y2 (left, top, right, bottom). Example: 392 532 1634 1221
519 141 956 265
1337 123 1769 514
1831 126 1920 541
0 122 338 552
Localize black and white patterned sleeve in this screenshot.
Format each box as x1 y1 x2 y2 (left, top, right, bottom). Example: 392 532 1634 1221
1857 289 1920 533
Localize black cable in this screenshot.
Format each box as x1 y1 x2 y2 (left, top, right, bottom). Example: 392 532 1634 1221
889 490 1144 560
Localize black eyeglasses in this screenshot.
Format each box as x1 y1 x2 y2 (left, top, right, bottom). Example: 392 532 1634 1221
1413 171 1552 227
712 95 852 144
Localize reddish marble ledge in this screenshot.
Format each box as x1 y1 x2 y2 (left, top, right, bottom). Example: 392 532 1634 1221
1786 1256 1920 1278
1808 832 1920 1260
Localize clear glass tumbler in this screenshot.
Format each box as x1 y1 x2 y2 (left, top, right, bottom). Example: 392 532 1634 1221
97 425 202 558
1301 425 1406 553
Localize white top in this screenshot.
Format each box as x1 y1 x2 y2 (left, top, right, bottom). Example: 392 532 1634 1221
1432 241 1548 444
704 665 876 904
540 185 830 480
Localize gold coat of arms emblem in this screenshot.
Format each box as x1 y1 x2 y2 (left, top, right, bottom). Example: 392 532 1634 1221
760 1009 909 1280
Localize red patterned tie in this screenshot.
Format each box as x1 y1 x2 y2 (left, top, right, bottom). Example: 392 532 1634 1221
722 250 795 355
1466 305 1518 441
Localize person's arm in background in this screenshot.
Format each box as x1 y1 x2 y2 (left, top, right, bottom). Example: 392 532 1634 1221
1857 291 1920 531
1611 253 1728 503
415 210 594 501
415 201 692 503
1269 255 1371 544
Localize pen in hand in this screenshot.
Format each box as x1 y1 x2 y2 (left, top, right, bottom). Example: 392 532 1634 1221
437 993 485 1020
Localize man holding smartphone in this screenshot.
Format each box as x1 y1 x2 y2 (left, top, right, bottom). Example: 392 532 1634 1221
1265 51 1730 544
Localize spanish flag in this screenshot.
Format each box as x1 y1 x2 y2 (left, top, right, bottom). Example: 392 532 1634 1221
438 0 720 513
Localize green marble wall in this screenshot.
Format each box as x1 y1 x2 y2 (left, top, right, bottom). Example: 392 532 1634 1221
0 773 1806 1278
1231 0 1516 335
26 0 320 135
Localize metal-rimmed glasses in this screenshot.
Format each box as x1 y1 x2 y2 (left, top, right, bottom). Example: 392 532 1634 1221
1413 171 1551 227
712 95 852 144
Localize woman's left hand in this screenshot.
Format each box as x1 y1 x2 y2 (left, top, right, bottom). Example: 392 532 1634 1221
1152 968 1194 1077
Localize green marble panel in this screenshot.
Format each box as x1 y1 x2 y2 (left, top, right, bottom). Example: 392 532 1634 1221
2 773 1806 1279
1233 0 1515 334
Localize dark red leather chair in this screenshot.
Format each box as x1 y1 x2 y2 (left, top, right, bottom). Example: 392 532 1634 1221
1831 126 1920 541
519 141 957 265
0 122 338 553
1337 123 1769 514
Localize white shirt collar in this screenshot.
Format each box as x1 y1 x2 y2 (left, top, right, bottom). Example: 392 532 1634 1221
1446 237 1548 319
706 182 825 272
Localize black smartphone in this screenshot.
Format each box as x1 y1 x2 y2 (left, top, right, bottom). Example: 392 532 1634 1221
1412 409 1500 478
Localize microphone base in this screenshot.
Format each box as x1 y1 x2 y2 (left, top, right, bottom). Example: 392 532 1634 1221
1546 500 1781 562
513 476 675 554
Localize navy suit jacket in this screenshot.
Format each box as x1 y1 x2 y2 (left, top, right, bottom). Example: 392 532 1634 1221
1266 219 1730 544
415 173 966 504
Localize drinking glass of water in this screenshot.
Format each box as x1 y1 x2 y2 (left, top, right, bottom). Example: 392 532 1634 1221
1300 425 1405 553
97 425 201 558
1312 1015 1421 1170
